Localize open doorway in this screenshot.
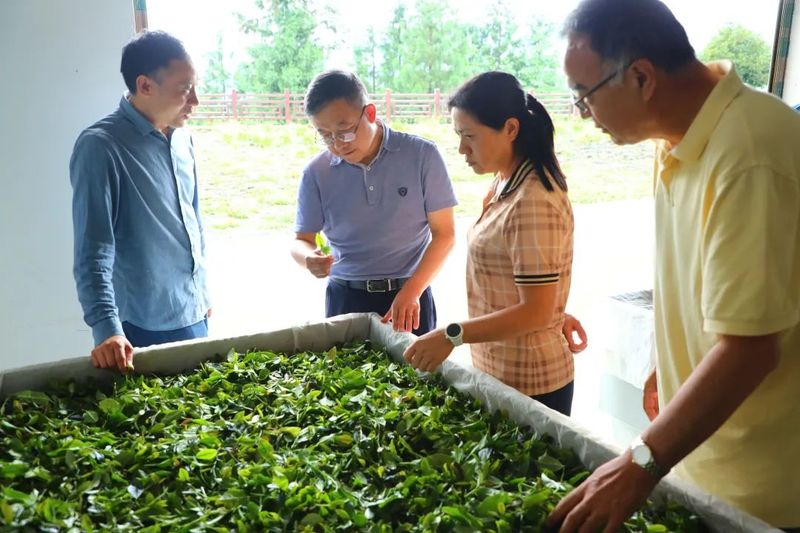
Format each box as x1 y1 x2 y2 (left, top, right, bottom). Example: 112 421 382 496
145 0 781 447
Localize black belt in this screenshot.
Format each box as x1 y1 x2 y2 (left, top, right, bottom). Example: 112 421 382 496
331 277 409 293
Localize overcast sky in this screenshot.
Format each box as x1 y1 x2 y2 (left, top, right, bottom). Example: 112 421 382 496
147 0 780 82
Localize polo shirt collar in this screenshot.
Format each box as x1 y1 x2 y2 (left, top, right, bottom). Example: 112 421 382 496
499 159 535 199
671 61 743 162
119 94 161 137
329 121 399 167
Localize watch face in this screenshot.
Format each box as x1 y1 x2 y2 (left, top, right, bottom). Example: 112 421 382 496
632 444 652 465
445 323 462 337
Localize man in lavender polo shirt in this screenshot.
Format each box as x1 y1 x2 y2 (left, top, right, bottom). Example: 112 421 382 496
291 70 457 335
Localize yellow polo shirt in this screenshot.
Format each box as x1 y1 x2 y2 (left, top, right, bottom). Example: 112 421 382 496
654 61 800 528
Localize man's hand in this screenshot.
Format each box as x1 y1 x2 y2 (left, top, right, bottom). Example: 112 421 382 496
91 335 134 372
403 329 453 373
305 250 334 278
546 452 659 533
643 369 659 421
562 313 588 353
207 307 213 319
381 286 421 332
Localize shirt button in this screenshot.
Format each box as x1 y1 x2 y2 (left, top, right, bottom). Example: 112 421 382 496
369 185 374 191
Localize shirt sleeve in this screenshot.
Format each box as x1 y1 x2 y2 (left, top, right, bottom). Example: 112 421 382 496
69 132 124 345
421 142 458 213
294 166 324 234
189 135 207 257
702 166 800 335
503 188 572 287
189 135 211 307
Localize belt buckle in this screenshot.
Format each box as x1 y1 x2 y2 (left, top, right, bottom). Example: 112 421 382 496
366 279 390 293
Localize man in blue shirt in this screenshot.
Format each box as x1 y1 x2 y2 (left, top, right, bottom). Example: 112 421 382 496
291 71 457 335
70 31 210 372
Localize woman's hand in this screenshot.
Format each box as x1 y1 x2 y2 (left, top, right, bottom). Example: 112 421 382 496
403 329 454 373
563 313 588 353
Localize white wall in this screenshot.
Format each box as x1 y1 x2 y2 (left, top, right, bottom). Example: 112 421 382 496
781 5 800 105
0 1 134 371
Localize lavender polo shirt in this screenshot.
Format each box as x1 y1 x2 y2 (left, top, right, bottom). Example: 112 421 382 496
295 123 457 280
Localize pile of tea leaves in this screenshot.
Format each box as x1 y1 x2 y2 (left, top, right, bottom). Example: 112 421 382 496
0 342 706 532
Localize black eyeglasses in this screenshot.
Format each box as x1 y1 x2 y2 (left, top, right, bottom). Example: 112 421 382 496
571 65 628 114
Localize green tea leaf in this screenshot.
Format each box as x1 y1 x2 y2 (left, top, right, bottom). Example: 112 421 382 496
0 461 28 479
196 448 218 462
1 501 13 523
98 398 121 414
477 493 508 517
13 390 50 405
3 487 35 506
537 453 565 473
315 233 332 255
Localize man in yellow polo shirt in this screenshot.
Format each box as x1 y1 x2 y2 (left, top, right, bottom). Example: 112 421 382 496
547 0 800 531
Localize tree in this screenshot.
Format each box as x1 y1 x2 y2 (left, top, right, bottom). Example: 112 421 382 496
379 4 408 91
701 24 771 88
468 0 524 73
465 2 561 93
202 33 232 94
354 27 380 93
515 19 563 93
397 0 473 92
235 0 325 93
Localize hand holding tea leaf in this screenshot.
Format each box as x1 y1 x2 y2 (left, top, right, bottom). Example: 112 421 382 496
305 250 334 278
90 334 134 373
546 452 659 533
404 328 453 372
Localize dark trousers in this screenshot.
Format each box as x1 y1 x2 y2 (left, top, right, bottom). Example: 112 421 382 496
531 381 574 416
326 281 437 336
122 318 208 348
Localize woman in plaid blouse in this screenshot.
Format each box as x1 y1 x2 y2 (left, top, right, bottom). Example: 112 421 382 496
404 72 585 415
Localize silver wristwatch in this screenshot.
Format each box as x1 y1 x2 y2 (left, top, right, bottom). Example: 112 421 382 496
629 436 668 478
444 323 464 347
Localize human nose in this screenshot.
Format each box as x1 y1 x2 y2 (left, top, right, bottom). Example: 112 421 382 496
188 86 199 106
332 135 352 149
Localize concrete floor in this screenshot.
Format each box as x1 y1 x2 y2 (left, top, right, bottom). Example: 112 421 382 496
205 198 656 450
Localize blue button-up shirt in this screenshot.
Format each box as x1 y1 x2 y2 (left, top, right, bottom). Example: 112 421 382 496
70 97 210 345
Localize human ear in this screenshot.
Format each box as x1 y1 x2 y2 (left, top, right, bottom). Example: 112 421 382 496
136 74 155 96
505 117 520 142
365 103 378 122
630 59 657 101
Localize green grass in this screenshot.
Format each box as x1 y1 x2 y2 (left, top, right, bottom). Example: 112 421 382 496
192 118 654 233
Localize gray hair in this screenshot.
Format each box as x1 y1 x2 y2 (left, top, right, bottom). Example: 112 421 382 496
563 0 695 73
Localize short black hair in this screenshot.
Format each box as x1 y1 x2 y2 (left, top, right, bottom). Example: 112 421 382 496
563 0 695 72
121 30 189 93
304 70 368 116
